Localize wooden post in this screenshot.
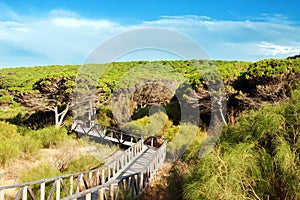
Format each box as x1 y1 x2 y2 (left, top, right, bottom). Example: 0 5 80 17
56 179 60 200
88 171 93 187
86 193 91 200
101 169 105 184
0 190 4 200
109 184 114 200
41 182 45 200
22 186 28 200
77 174 83 193
70 175 73 195
96 169 100 185
99 188 104 200
139 172 144 193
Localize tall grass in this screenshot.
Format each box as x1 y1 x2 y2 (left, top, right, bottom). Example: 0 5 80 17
184 89 300 200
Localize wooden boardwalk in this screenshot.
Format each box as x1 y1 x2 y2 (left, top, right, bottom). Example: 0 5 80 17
0 123 167 200
116 146 157 179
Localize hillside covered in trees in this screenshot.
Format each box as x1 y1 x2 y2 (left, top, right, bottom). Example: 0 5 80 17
0 58 300 199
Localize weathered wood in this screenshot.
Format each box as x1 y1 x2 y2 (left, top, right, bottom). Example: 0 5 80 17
109 184 114 200
41 182 45 200
86 192 91 200
27 186 36 200
99 188 104 200
47 181 56 200
0 190 4 200
101 169 105 184
56 179 60 200
69 176 73 195
22 186 28 200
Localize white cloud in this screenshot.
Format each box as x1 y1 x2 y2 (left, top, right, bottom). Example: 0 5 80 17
52 17 119 29
0 8 126 67
256 42 300 55
0 8 300 68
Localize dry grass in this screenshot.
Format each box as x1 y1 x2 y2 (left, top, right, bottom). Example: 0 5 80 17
0 138 118 187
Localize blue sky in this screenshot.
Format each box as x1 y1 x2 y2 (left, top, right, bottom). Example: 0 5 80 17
1 0 300 67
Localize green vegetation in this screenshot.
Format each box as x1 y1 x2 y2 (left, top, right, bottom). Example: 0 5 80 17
184 89 300 200
20 163 61 183
28 126 68 148
0 121 40 166
0 57 300 199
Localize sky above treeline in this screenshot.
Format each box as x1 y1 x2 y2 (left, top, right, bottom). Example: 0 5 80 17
0 0 300 68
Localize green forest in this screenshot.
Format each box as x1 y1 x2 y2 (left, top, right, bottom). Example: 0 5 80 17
0 57 300 199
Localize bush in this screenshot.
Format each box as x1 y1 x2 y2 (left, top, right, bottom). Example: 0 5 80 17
184 89 300 200
20 162 61 183
167 123 199 161
29 126 68 148
19 135 41 159
0 139 21 166
63 155 102 174
121 111 172 137
0 121 19 140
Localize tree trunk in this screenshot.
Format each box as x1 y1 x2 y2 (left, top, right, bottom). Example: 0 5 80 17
54 106 59 128
54 104 69 129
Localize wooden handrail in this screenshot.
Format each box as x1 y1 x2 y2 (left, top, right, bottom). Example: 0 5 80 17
60 140 167 200
0 138 145 200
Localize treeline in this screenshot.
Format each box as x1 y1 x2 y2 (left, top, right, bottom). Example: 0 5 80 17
1 58 299 129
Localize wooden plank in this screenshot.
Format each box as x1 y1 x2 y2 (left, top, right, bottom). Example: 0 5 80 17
22 186 28 200
86 192 91 200
101 169 105 184
56 179 60 200
69 176 73 195
139 172 143 193
98 188 104 200
88 171 93 188
0 190 4 200
109 184 114 200
41 182 45 200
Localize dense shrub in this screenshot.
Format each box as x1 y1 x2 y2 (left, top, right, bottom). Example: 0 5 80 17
0 139 21 166
121 111 172 137
184 89 300 200
0 121 19 140
64 155 102 174
20 162 61 182
29 126 68 148
18 135 41 159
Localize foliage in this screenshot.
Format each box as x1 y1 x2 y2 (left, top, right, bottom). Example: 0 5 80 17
28 126 68 148
20 162 61 183
167 123 200 161
184 89 300 200
63 155 101 174
0 139 21 166
121 111 172 137
0 121 19 140
0 121 21 166
18 134 41 159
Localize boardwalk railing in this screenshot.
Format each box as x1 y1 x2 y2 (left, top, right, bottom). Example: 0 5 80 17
0 138 144 200
72 122 140 146
61 140 167 200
